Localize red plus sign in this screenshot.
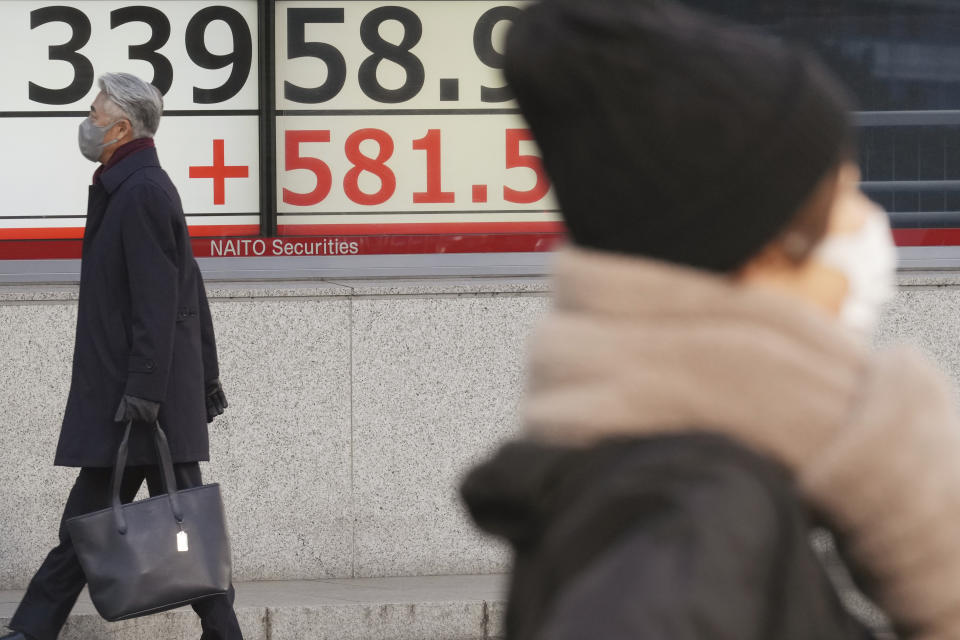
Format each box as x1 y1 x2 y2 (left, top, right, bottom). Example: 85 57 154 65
189 139 249 205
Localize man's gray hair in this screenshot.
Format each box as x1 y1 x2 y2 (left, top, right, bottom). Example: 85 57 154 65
98 73 164 139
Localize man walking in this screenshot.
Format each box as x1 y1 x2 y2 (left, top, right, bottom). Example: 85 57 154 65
1 73 239 639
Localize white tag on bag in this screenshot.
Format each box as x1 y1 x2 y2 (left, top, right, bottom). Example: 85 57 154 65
177 530 189 552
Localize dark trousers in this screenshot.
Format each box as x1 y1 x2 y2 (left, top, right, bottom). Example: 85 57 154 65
9 463 243 640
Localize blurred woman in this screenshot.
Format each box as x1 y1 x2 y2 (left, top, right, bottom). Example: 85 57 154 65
463 1 960 638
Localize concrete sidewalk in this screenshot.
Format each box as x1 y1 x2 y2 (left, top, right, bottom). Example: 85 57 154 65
0 574 507 640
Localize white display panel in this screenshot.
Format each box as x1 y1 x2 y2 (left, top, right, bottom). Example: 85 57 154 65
274 0 560 231
0 1 259 111
2 0 566 269
0 0 261 243
3 116 259 225
276 114 556 222
276 1 527 111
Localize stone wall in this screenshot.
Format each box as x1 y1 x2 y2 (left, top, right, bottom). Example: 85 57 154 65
0 279 549 589
1 272 960 589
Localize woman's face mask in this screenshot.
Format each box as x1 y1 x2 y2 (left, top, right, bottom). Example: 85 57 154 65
813 194 898 337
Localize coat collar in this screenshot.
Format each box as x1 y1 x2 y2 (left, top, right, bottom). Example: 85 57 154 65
100 145 160 194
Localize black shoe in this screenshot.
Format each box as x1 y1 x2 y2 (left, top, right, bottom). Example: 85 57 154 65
1 632 35 640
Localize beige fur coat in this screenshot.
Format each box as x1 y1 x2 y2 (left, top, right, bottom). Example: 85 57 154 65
525 246 960 639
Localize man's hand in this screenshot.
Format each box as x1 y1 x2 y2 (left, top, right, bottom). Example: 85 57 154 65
114 394 161 424
205 378 228 423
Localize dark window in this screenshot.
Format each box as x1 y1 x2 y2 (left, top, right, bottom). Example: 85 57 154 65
683 0 960 227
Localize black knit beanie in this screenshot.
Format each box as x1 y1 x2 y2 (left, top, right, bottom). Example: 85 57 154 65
506 0 855 271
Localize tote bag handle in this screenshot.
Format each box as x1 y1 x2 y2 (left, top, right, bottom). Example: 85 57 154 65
109 420 184 534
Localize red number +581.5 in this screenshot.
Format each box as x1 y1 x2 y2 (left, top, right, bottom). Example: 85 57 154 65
282 129 550 207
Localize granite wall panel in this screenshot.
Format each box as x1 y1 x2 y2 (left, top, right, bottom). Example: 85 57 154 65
3 274 957 590
350 294 550 577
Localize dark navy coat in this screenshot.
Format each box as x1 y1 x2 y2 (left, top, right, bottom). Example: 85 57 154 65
55 146 219 467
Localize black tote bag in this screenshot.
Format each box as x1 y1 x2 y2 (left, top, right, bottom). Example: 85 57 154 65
65 420 232 621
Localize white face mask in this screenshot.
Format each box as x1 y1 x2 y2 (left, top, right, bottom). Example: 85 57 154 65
813 204 898 336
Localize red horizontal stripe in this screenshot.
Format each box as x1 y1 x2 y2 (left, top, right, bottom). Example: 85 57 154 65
1 233 565 260
278 221 566 236
892 228 960 246
187 224 260 238
196 233 563 257
0 222 557 242
0 227 85 240
0 224 260 241
0 239 81 260
4 226 957 261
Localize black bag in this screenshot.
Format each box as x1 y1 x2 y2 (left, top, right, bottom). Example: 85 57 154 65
65 420 232 621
